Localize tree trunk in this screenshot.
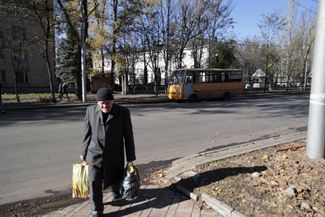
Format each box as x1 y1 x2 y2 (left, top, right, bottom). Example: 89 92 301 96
154 67 158 96
178 50 184 68
110 0 118 88
144 65 148 85
45 42 56 103
75 46 82 100
10 47 20 103
100 47 104 76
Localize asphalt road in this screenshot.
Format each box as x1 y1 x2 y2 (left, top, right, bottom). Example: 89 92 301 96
0 93 310 205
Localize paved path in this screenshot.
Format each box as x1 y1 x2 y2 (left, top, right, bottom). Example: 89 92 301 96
43 185 220 217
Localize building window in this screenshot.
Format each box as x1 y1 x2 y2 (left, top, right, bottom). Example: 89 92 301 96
0 70 5 82
11 0 27 5
13 50 27 62
12 26 26 40
0 27 3 39
16 70 28 83
15 0 27 4
0 49 5 62
25 70 28 82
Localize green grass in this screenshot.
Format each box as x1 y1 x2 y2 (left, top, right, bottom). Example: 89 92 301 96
2 93 57 103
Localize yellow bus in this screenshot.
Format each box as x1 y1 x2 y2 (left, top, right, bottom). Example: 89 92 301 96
167 68 244 101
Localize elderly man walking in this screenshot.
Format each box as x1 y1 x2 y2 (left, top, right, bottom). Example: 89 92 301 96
80 87 136 217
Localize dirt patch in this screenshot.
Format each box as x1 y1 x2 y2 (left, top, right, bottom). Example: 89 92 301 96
173 140 325 217
0 192 84 217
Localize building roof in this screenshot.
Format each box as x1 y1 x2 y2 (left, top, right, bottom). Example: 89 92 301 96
252 68 266 78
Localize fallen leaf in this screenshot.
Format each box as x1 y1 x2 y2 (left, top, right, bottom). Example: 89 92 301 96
261 154 269 160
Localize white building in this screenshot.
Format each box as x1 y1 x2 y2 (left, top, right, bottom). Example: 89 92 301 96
92 46 209 85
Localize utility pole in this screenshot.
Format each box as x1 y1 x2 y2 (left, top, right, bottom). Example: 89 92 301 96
306 0 325 159
80 0 87 102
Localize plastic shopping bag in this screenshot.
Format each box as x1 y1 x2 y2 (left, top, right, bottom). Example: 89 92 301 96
121 164 140 201
72 164 89 198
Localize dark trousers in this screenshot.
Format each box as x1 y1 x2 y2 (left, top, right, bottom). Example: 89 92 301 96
89 166 121 214
89 166 104 214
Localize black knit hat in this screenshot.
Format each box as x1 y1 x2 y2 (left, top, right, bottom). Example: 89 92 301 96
96 87 114 101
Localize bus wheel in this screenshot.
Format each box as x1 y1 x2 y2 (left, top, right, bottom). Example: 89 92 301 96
223 92 231 100
188 94 197 102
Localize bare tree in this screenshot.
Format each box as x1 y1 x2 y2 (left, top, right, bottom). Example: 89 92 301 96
137 4 163 96
299 17 315 90
205 0 234 67
235 38 262 84
9 40 24 103
56 0 97 100
258 12 285 92
56 0 83 99
29 0 57 103
90 0 108 76
2 1 30 102
107 0 143 87
159 0 173 86
285 8 315 89
1 0 57 102
174 0 209 68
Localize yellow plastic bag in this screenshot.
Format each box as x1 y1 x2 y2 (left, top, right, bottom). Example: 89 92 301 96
72 164 89 198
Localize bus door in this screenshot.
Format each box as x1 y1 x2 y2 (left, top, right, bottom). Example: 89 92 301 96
184 72 194 100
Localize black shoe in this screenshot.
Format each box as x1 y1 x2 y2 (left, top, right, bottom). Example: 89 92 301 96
112 191 122 200
91 213 103 217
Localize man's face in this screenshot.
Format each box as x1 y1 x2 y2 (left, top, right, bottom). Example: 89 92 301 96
97 100 113 113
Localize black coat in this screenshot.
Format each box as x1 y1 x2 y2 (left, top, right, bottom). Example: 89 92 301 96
81 103 136 188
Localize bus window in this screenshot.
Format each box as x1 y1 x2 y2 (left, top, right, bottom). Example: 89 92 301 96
221 72 229 82
185 72 194 84
169 70 185 84
197 72 203 83
229 71 242 82
207 72 215 83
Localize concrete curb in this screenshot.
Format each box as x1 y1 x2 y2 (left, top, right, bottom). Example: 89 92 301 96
166 132 307 217
202 193 245 217
176 184 199 201
166 131 307 180
4 91 308 111
5 97 168 111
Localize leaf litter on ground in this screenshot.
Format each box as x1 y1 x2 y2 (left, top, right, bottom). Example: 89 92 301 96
185 139 325 217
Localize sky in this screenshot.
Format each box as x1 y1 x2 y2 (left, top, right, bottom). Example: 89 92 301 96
230 0 319 40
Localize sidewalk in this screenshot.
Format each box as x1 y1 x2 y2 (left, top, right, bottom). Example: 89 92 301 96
43 185 221 217
42 129 307 217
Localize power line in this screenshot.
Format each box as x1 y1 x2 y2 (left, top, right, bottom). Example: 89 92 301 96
291 0 317 14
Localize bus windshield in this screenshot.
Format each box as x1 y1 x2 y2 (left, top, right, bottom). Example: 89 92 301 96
169 70 185 85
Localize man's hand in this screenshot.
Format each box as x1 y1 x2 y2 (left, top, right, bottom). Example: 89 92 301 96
80 155 88 165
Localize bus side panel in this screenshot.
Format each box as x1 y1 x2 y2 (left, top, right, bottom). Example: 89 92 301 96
192 83 214 99
192 82 244 99
215 82 244 97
